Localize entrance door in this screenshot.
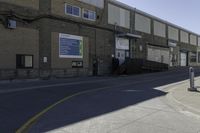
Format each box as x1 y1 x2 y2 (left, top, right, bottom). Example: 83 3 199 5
180 52 187 66
116 49 126 65
115 37 129 65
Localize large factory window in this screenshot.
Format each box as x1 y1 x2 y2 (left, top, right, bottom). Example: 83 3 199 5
190 52 197 63
16 55 33 69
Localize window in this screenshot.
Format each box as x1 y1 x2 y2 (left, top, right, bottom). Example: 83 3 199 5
198 52 200 63
190 52 197 63
16 55 33 69
83 9 96 21
65 4 81 17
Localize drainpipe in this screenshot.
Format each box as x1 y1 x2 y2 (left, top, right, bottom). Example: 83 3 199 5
114 23 117 58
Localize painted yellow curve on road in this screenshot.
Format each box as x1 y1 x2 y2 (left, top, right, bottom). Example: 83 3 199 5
16 86 110 133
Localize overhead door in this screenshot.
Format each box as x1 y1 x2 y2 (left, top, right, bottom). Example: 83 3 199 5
180 52 187 66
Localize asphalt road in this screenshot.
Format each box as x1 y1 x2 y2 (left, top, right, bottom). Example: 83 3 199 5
0 67 200 133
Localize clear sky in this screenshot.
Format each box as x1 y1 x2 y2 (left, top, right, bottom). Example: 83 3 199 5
117 0 200 35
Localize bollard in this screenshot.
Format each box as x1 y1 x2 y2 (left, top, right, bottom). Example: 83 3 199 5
188 67 197 91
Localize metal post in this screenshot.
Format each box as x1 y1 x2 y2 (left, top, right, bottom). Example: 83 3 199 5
188 67 197 91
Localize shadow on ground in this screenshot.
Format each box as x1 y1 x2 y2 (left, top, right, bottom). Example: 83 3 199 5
28 67 200 132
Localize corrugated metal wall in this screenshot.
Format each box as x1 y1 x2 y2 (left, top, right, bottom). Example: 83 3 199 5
153 20 166 37
135 13 151 34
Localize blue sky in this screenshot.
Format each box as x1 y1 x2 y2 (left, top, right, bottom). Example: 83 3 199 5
117 0 200 35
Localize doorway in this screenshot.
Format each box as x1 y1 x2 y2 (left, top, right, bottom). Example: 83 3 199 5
180 52 187 66
116 49 126 65
115 37 130 65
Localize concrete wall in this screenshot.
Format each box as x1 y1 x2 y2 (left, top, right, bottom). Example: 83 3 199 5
108 3 130 29
51 32 89 73
0 0 39 9
180 30 189 44
0 24 39 69
51 0 96 18
51 0 105 27
78 0 104 8
168 26 179 41
153 20 166 38
44 14 113 76
135 13 151 34
190 34 197 46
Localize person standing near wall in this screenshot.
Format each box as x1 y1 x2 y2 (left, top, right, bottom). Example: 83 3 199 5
112 56 119 74
93 58 98 76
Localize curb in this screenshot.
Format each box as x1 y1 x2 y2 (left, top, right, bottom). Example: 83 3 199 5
0 79 39 84
166 77 200 118
167 91 200 118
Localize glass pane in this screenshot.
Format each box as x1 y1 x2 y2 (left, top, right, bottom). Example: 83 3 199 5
25 56 33 68
73 7 80 16
66 5 72 14
190 52 197 62
83 10 89 18
89 11 96 20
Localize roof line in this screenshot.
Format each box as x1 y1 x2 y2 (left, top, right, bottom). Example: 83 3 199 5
109 0 200 36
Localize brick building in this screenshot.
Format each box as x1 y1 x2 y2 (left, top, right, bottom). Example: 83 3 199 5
0 0 199 79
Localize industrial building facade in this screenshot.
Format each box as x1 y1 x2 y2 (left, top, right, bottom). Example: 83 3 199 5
0 0 200 79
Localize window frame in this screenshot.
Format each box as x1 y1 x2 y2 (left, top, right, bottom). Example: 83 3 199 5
198 52 200 63
16 54 34 69
82 8 96 21
65 3 81 18
190 52 197 63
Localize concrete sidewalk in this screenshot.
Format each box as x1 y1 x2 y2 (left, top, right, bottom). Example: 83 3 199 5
166 78 200 117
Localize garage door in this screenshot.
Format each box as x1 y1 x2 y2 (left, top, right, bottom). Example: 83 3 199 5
180 52 187 66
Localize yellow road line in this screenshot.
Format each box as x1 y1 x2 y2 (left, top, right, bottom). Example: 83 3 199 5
16 86 110 133
16 79 148 133
16 75 192 133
